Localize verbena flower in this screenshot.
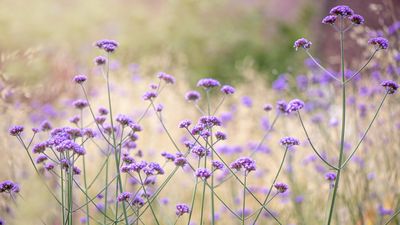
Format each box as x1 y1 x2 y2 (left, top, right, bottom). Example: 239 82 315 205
143 91 157 101
94 56 107 65
185 91 201 102
98 107 109 115
215 131 227 140
280 137 300 148
176 203 190 216
35 154 48 164
40 120 52 131
349 14 364 25
95 39 119 53
0 180 20 193
212 160 224 170
197 78 221 89
325 172 337 181
329 5 354 17
198 116 222 127
294 38 312 51
276 100 287 114
9 125 24 136
191 145 210 158
195 168 212 179
116 114 133 126
286 99 305 113
73 75 87 84
73 99 89 109
157 72 175 84
263 104 273 112
230 157 256 173
132 196 145 207
274 182 289 193
322 15 337 25
368 37 389 50
69 115 80 124
179 120 192 129
117 192 132 202
381 80 398 94
221 85 235 95
174 157 187 167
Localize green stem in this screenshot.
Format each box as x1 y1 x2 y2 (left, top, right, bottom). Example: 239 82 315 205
326 18 346 225
206 90 216 225
187 159 201 225
242 173 247 225
138 174 160 225
81 109 90 225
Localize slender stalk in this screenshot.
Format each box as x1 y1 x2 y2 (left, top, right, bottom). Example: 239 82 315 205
80 109 90 225
242 173 247 225
187 159 201 225
138 174 160 225
326 17 346 225
199 156 207 225
344 49 378 84
61 164 66 225
384 208 400 225
305 50 341 82
252 147 288 225
206 89 216 225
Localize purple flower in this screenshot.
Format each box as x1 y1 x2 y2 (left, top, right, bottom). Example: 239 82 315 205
0 180 20 193
117 192 132 202
294 38 312 51
116 114 133 126
280 137 300 148
212 160 224 170
274 182 288 193
276 100 287 114
73 99 89 109
73 75 87 84
143 91 157 101
325 172 337 181
9 125 24 136
94 56 107 65
161 152 176 161
157 72 175 84
176 203 190 216
191 145 210 158
322 15 337 25
98 107 109 115
221 85 235 95
329 5 354 17
35 154 48 164
179 120 192 129
155 104 163 112
349 14 364 25
378 205 394 216
215 131 227 140
198 116 222 127
174 157 187 167
286 99 305 113
381 80 398 94
185 91 201 102
40 120 52 131
44 162 55 171
197 78 221 89
69 115 80 124
230 157 256 173
95 39 119 53
132 196 145 207
263 104 273 112
368 37 389 50
195 168 212 179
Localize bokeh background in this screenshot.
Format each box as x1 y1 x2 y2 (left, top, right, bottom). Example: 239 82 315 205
1 0 399 224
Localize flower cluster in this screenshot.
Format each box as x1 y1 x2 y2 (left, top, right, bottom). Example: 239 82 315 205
230 157 256 173
0 180 20 194
176 203 190 216
95 39 119 53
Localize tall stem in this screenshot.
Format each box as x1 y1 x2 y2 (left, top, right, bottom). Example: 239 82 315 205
81 109 90 225
326 17 346 225
206 90 216 225
242 173 247 225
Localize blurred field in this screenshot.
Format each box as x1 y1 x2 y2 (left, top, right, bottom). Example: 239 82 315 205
0 0 400 225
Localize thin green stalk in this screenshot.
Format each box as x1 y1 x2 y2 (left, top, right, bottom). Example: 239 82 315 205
80 109 90 225
138 174 160 225
61 164 66 225
206 89 216 225
242 173 247 225
104 156 109 224
326 17 346 225
187 159 201 225
199 154 207 225
252 147 288 225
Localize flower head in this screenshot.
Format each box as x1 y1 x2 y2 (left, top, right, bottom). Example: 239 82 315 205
322 15 337 25
95 39 119 53
176 203 190 216
274 182 289 193
94 56 107 65
381 80 398 94
325 172 337 181
368 37 389 50
117 192 132 202
185 91 201 102
179 120 192 129
280 137 300 148
294 38 312 51
349 14 364 25
215 131 227 140
221 85 235 95
286 99 305 113
197 78 221 89
157 72 175 84
230 157 256 173
0 180 20 193
195 168 212 179
212 160 224 170
9 125 24 136
329 5 354 17
73 75 87 84
73 99 89 109
143 91 157 101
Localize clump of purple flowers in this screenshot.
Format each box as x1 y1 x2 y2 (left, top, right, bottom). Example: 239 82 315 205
176 203 190 216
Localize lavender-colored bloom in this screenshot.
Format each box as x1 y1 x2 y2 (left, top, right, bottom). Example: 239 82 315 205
294 38 312 50
73 99 89 109
199 116 222 127
191 145 210 158
241 96 253 108
0 218 4 225
155 104 163 112
221 85 235 95
131 161 147 172
9 125 24 136
322 15 337 24
142 91 157 101
161 152 176 161
129 123 142 132
185 91 201 102
368 37 389 49
197 78 221 89
215 131 227 140
40 120 52 131
144 162 164 175
73 75 87 84
274 182 288 193
157 72 176 84
272 74 288 91
349 14 364 25
73 166 81 175
212 160 224 170
35 154 48 164
378 205 394 216
325 172 337 181
329 5 354 17
280 137 300 148
117 192 132 202
263 104 273 112
179 120 192 129
176 204 190 216
98 107 109 115
286 99 305 113
230 157 256 173
0 180 20 193
94 56 107 65
381 80 398 94
69 115 80 124
132 196 145 207
44 162 55 171
276 100 287 114
116 114 133 126
95 39 119 53
195 168 212 179
174 157 187 167
95 116 106 125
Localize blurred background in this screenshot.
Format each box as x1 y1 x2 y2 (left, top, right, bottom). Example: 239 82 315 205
1 0 400 224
